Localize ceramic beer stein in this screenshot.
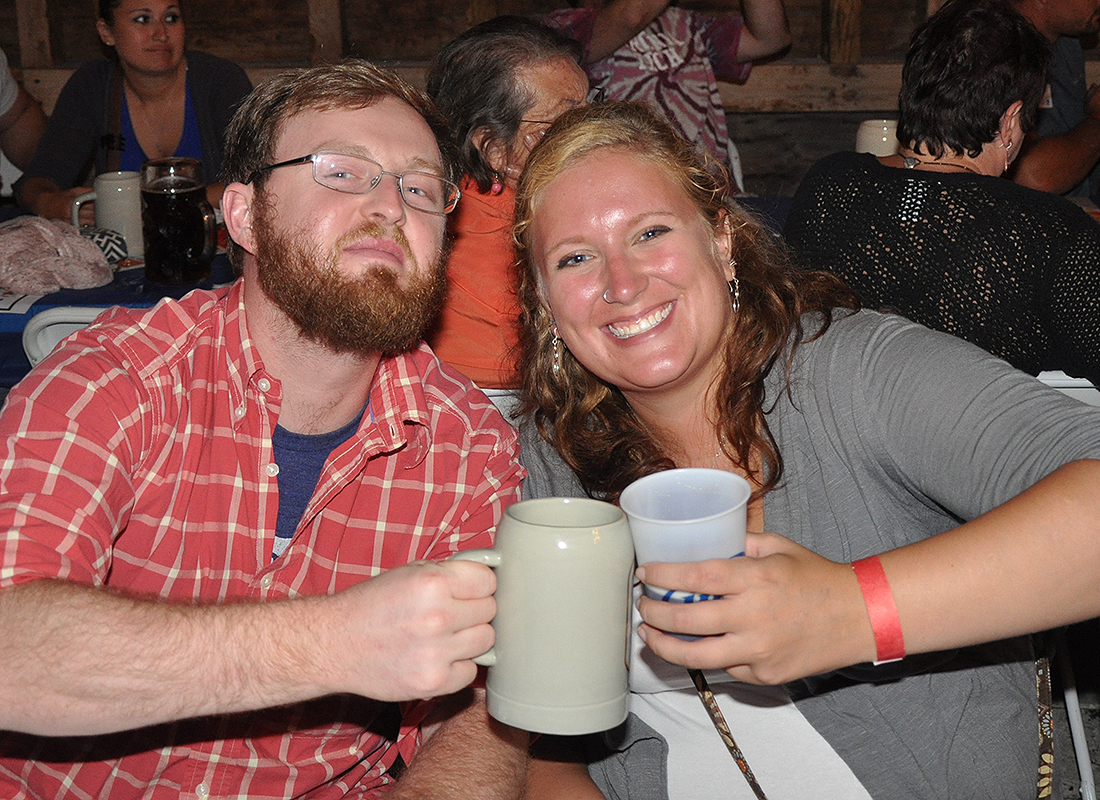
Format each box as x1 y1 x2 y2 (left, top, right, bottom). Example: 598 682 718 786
451 497 635 735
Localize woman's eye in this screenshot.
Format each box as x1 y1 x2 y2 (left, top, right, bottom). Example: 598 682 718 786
165 12 181 23
132 14 150 23
638 226 670 242
555 253 590 269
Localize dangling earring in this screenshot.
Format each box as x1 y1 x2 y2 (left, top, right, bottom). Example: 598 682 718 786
490 172 503 195
728 262 740 313
1003 140 1013 173
550 325 565 377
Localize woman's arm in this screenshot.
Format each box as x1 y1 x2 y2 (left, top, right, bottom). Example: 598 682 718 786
19 176 93 222
637 459 1100 684
0 82 47 170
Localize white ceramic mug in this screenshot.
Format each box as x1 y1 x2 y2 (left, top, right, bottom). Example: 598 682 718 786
450 497 635 735
855 119 901 157
71 170 144 258
620 468 752 603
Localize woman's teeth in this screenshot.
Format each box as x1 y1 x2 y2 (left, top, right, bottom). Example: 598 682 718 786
608 302 672 339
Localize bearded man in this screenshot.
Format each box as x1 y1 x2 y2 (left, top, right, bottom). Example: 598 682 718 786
0 60 528 799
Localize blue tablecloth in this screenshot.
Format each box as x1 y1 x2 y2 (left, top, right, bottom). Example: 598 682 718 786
0 255 235 387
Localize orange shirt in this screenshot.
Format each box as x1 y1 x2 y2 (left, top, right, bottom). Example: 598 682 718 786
428 178 521 389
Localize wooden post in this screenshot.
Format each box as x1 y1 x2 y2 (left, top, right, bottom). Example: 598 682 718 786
16 0 53 68
467 0 500 27
824 0 861 67
307 0 343 64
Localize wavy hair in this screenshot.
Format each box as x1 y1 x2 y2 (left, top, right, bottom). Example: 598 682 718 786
513 102 859 502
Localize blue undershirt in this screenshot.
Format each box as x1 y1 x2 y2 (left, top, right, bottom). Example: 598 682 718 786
270 406 366 560
118 74 203 172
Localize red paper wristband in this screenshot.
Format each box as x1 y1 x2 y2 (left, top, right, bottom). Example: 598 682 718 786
851 555 906 664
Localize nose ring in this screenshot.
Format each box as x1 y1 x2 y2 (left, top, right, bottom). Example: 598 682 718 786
602 289 612 303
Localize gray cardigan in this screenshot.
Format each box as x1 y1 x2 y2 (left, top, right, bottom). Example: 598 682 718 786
522 309 1100 798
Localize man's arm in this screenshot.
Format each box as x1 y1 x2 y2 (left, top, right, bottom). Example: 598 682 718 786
0 82 47 171
384 688 530 800
733 0 792 62
1012 85 1100 194
583 0 671 63
0 560 496 736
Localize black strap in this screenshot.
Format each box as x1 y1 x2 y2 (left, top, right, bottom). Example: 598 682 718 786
100 65 125 172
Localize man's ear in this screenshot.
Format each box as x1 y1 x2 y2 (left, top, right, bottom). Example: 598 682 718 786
221 181 257 256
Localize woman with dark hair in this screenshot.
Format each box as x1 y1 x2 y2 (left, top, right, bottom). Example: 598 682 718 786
784 0 1100 386
515 100 1100 799
425 16 589 389
17 0 251 221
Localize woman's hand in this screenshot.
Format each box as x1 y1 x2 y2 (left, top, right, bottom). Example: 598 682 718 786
20 178 92 223
635 532 875 684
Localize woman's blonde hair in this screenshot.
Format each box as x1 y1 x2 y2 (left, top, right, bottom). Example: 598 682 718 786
513 101 859 502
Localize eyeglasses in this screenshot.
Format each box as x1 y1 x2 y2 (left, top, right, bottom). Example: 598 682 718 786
246 151 461 215
519 87 607 131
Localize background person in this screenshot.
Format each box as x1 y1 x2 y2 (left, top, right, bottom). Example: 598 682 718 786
0 60 527 799
0 46 47 222
426 16 589 390
0 46 47 174
514 100 1100 798
548 0 791 193
16 0 251 221
1009 0 1100 196
783 0 1100 386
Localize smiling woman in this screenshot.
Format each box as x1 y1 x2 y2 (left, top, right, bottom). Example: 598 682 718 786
515 101 1100 800
15 0 252 224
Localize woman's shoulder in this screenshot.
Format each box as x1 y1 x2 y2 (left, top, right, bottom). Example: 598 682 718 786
60 59 116 92
184 51 251 83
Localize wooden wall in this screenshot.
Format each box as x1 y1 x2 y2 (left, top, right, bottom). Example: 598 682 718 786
4 0 928 67
6 0 934 111
4 0 1097 193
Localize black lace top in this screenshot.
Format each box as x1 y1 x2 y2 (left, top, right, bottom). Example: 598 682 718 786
783 151 1100 384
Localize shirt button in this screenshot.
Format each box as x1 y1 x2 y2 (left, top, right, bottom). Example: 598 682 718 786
234 404 246 419
266 463 280 477
260 574 274 589
257 378 271 393
196 784 210 798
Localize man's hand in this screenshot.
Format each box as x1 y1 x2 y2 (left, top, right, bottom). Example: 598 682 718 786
635 532 873 684
325 560 497 701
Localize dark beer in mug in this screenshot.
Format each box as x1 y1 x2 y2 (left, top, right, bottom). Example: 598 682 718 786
141 159 217 285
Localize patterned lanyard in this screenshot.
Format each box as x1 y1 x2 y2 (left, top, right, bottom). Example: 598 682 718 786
689 668 769 799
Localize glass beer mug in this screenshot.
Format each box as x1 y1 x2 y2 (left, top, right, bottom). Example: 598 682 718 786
140 158 218 285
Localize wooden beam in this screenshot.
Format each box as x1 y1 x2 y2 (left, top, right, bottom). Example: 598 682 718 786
16 0 52 69
824 0 861 66
307 0 343 64
719 62 900 113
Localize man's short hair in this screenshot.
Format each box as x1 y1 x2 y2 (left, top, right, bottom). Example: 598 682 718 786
221 59 456 272
222 59 457 192
897 0 1050 158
